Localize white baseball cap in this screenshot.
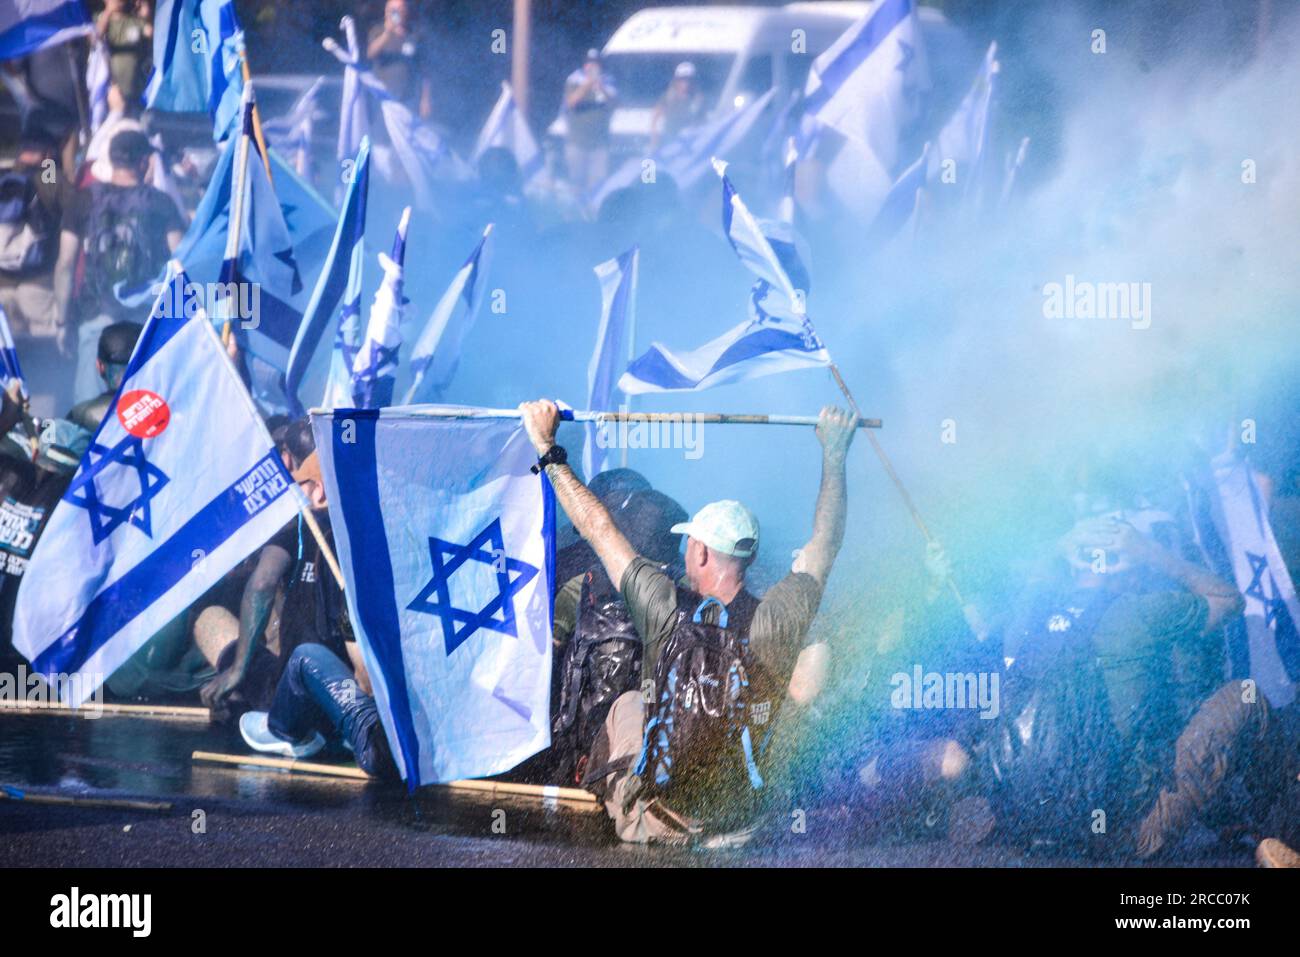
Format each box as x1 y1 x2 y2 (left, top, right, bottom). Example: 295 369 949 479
671 500 759 558
674 61 697 79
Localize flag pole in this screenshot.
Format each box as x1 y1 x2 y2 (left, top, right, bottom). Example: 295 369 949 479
298 498 345 592
311 407 881 429
826 362 964 606
220 87 254 346
619 248 639 469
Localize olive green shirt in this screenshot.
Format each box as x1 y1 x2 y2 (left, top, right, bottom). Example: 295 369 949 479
619 556 824 686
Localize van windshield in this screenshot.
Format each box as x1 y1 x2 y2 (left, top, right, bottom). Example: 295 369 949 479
599 53 735 108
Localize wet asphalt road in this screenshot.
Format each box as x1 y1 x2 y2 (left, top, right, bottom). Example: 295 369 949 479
0 712 1255 867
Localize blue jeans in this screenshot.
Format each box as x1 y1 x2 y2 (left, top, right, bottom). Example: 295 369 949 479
268 643 396 779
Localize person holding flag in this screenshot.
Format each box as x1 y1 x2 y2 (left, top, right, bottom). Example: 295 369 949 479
518 398 855 844
12 262 306 706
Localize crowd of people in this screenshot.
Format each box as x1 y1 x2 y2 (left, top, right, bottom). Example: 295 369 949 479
0 2 1297 868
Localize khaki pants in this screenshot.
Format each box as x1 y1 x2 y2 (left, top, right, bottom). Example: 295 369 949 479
1136 681 1282 857
599 690 701 845
0 273 60 338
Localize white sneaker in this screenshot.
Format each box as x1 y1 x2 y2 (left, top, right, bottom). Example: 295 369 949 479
239 711 325 760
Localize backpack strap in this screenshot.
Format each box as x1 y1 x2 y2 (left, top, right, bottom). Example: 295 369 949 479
692 595 728 628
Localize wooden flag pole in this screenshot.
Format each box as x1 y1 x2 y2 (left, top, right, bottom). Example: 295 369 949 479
311 407 882 429
827 362 965 606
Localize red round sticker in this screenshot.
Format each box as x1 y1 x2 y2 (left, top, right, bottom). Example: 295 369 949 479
117 390 171 439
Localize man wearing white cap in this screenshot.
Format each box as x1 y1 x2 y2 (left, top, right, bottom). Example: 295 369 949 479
650 60 705 150
520 399 856 843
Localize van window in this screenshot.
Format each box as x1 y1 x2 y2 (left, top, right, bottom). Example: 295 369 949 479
600 53 735 109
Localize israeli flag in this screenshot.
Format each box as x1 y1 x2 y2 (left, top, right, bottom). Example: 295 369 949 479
86 37 110 134
868 141 929 242
0 0 92 62
1209 453 1299 708
474 81 543 186
802 0 929 168
312 408 555 787
364 72 475 210
145 0 246 145
0 303 28 400
13 265 303 706
619 161 829 395
585 247 638 478
262 76 322 178
404 224 494 405
286 137 369 413
590 88 774 211
926 41 998 210
322 15 368 181
350 207 409 409
800 0 929 220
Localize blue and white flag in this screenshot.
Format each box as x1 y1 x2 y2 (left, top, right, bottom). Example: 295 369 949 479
363 70 474 210
1209 453 1300 709
404 224 494 405
350 206 409 409
262 76 322 178
86 37 110 134
591 88 774 211
474 81 543 186
322 15 368 180
619 161 828 394
0 0 92 62
585 247 638 478
13 265 303 705
800 0 929 220
927 41 998 209
868 141 928 242
312 408 555 787
145 0 246 145
1000 135 1030 207
0 303 28 400
285 136 369 413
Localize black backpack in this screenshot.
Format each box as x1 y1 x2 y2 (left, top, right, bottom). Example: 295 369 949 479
551 568 645 785
634 589 770 824
987 590 1130 848
82 184 157 305
0 170 57 277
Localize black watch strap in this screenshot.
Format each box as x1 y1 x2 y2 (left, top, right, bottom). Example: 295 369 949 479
531 445 568 474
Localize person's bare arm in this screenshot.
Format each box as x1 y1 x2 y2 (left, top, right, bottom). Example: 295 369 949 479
564 76 593 110
200 543 291 707
1114 522 1243 632
519 400 637 589
53 230 80 346
794 406 855 587
166 229 183 253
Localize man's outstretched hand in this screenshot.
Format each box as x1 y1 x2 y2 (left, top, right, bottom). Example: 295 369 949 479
519 399 562 456
816 406 856 465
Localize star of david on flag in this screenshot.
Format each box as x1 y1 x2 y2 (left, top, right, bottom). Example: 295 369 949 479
313 408 554 787
64 435 170 545
407 518 539 656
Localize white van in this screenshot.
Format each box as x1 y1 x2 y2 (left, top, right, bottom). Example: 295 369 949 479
550 2 973 153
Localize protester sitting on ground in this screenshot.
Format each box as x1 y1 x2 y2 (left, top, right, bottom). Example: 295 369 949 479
990 504 1300 863
198 420 353 724
65 320 141 432
842 541 1001 845
0 416 91 660
0 124 66 342
545 482 688 786
519 398 853 845
235 433 382 773
54 129 185 404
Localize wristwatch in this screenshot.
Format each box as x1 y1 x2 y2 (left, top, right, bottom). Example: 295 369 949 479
531 444 568 474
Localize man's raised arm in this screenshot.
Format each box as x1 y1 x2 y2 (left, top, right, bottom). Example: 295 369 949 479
519 400 638 589
795 406 856 587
